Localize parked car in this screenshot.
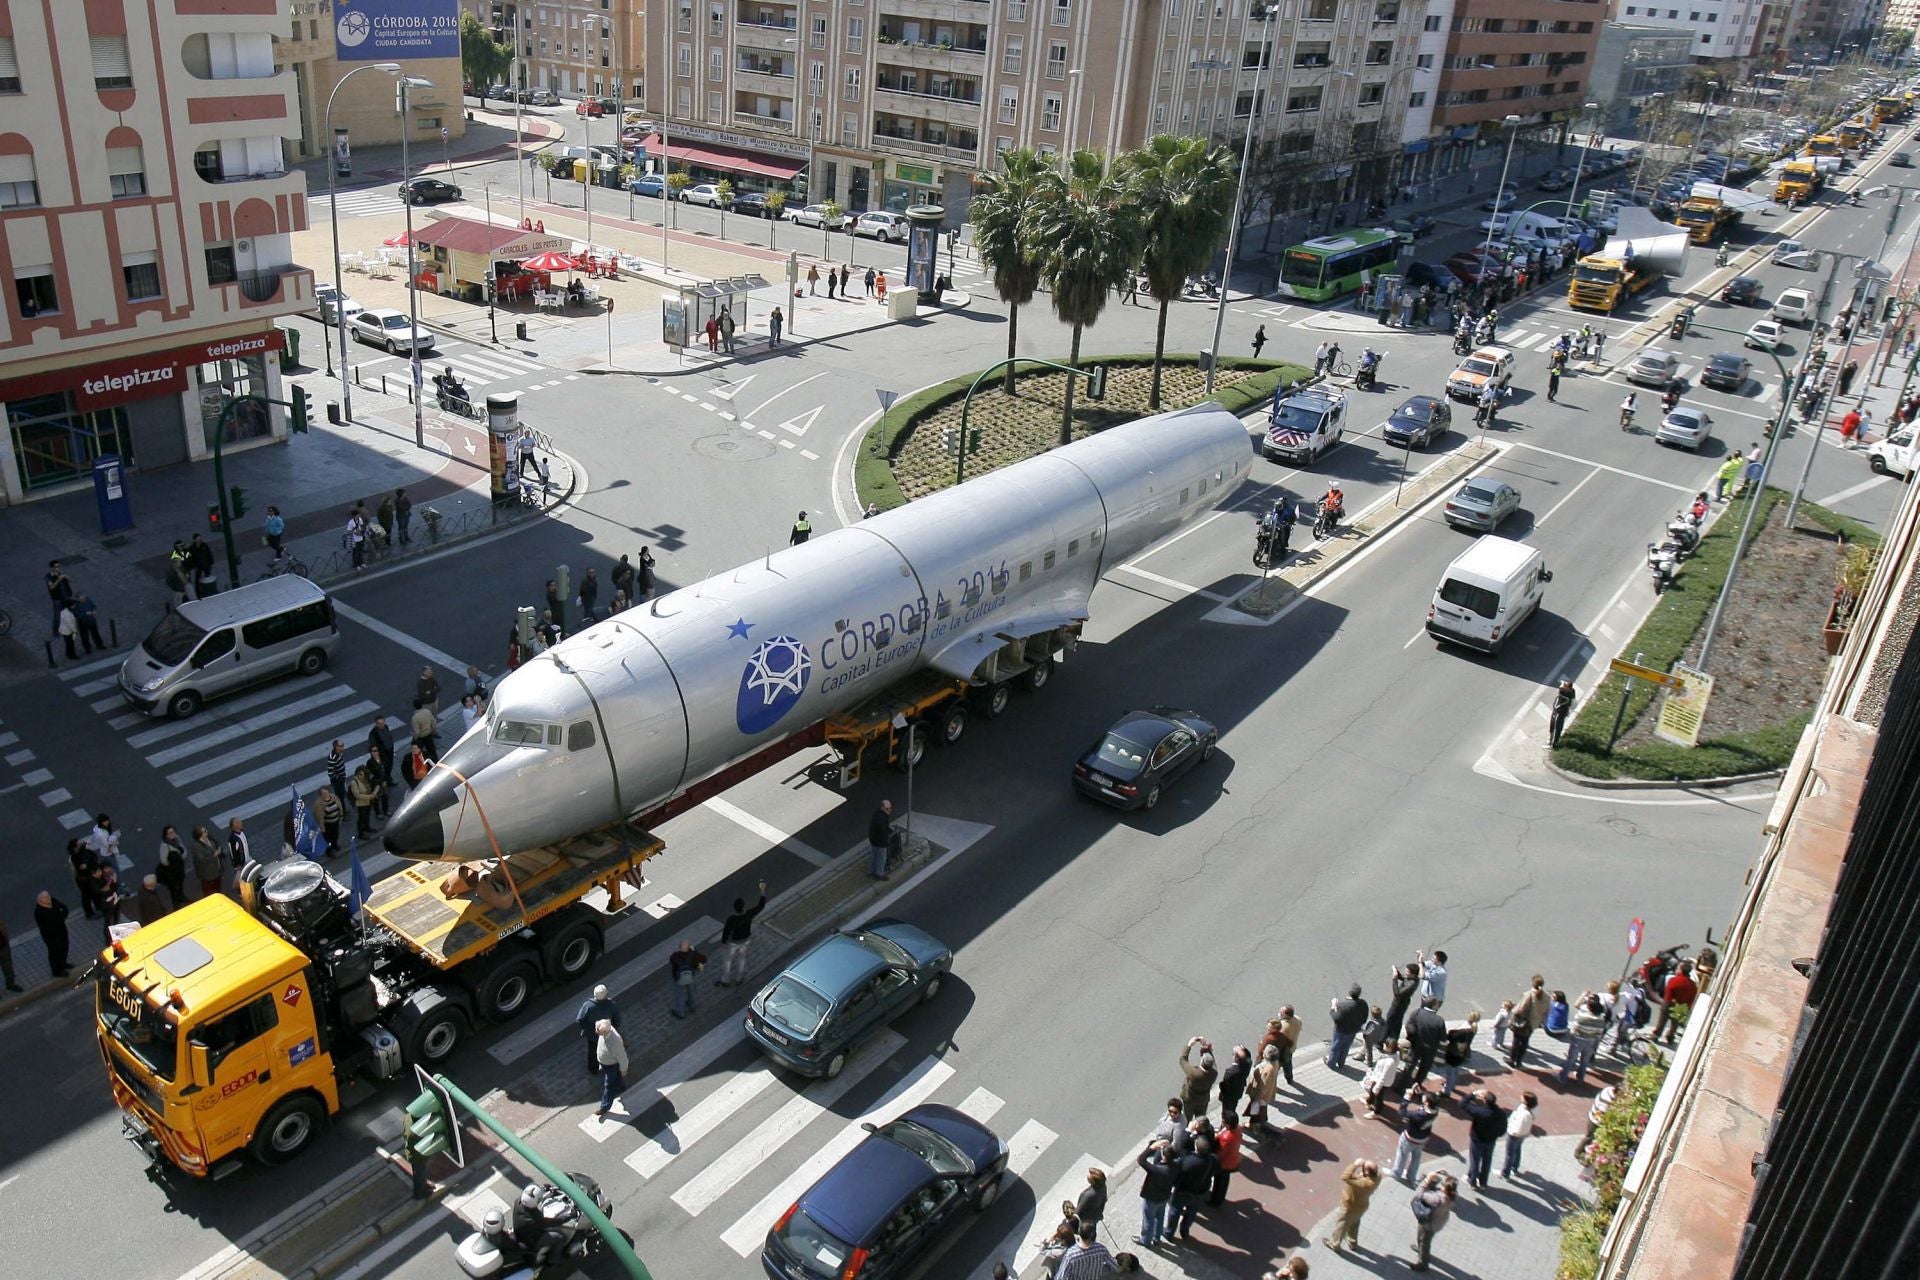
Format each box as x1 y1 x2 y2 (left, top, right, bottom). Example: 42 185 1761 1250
574 97 616 117
1389 214 1437 239
1700 351 1753 392
1402 261 1462 292
627 173 666 198
1536 168 1574 192
745 921 952 1079
1745 318 1787 351
1481 183 1520 212
730 191 773 218
680 183 729 207
1655 405 1714 451
1721 275 1763 305
1071 707 1218 812
483 83 511 101
760 1104 1008 1280
525 87 559 106
1443 479 1522 532
313 283 362 324
1381 394 1452 449
349 308 435 355
855 210 909 242
1625 348 1682 389
788 203 849 229
398 177 462 205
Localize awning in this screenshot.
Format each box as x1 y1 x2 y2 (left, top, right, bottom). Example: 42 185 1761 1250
642 136 805 181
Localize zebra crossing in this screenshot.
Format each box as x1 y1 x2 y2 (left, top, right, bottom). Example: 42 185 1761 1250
308 188 409 220
356 339 582 403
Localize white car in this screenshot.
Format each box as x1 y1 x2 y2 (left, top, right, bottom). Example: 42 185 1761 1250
314 283 362 324
350 308 436 355
787 203 848 230
1745 318 1787 351
680 183 727 207
1625 348 1682 388
854 211 909 242
1655 405 1713 451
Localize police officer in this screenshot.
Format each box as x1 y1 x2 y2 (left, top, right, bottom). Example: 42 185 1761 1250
788 510 812 545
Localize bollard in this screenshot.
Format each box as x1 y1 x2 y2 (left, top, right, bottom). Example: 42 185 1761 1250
110 619 118 648
516 320 528 342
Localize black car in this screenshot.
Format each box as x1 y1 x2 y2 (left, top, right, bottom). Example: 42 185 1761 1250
1894 152 1915 168
1700 352 1753 392
1721 275 1762 305
1402 261 1462 292
1072 707 1217 811
731 192 774 218
1382 394 1452 449
399 177 462 205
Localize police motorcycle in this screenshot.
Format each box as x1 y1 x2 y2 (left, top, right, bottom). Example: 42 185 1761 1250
455 1176 616 1278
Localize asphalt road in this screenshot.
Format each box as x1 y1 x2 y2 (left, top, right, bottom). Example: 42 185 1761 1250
4 111 1914 1280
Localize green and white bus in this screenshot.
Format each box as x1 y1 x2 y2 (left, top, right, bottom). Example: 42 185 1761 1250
1278 229 1401 302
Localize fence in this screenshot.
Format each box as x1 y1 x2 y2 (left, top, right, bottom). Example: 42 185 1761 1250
300 483 563 586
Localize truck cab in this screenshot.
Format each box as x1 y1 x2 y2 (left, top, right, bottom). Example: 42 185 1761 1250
1263 387 1347 463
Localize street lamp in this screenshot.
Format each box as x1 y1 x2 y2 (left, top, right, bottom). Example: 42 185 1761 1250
397 75 434 448
323 61 402 423
1634 94 1666 192
1565 101 1602 218
1478 115 1526 262
1202 0 1278 395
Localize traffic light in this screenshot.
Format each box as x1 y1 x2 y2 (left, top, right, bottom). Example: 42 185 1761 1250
515 606 535 647
290 385 310 434
404 1085 456 1162
1087 364 1109 401
207 504 223 532
229 486 249 519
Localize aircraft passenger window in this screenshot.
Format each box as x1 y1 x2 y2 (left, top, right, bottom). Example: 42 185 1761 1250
1067 539 1079 558
1043 550 1056 570
1198 479 1208 495
546 725 563 745
567 721 596 750
1179 488 1190 504
1020 562 1033 582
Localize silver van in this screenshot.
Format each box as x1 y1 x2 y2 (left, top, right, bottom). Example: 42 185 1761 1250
120 577 339 719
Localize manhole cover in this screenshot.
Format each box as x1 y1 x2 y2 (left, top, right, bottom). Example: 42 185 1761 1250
1604 816 1643 839
693 432 777 462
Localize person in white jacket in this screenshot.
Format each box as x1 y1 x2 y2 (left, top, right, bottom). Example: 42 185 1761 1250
594 1019 629 1117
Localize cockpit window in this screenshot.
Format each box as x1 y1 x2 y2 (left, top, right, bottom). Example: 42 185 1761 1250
567 721 595 751
492 719 551 747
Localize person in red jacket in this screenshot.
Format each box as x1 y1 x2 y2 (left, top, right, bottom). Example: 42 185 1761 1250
1654 962 1698 1045
1206 1113 1243 1206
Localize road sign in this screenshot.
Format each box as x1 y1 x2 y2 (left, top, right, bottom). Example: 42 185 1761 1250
876 389 900 411
1627 917 1644 955
1654 662 1715 746
440 126 449 140
1608 657 1682 687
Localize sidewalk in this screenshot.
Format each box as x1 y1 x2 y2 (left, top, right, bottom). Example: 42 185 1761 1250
1057 1041 1604 1280
290 105 565 191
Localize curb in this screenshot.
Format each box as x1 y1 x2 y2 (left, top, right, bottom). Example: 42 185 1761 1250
1543 760 1786 790
0 972 82 1021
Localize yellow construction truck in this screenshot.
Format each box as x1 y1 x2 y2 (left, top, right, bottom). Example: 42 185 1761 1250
97 827 659 1177
1568 252 1660 312
1774 160 1823 203
1675 195 1742 245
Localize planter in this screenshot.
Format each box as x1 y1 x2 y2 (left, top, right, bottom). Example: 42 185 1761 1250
1824 598 1849 655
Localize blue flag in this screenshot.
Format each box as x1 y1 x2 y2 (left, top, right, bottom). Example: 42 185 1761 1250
289 784 327 860
347 836 371 916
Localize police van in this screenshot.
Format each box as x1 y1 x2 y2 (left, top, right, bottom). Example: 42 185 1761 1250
1263 387 1348 464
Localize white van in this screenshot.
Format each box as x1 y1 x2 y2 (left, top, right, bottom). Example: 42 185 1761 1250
1772 287 1815 326
1867 425 1916 477
1426 536 1553 654
119 577 339 719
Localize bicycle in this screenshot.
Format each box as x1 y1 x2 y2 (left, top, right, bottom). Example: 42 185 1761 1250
1329 359 1354 379
258 553 309 582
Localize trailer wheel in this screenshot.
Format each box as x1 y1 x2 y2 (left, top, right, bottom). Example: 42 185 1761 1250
408 1005 466 1066
936 702 969 746
542 918 603 982
477 959 538 1023
892 727 928 772
1022 659 1053 693
975 682 1012 719
251 1094 326 1165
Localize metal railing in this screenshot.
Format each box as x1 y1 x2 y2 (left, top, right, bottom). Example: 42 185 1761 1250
299 492 558 586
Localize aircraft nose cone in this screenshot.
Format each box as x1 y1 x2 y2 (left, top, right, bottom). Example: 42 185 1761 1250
382 770 456 858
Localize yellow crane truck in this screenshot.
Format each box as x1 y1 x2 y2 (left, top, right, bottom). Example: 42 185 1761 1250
97 826 659 1177
1675 196 1741 245
1567 253 1659 312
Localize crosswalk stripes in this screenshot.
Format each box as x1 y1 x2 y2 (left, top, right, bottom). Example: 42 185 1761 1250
309 189 409 219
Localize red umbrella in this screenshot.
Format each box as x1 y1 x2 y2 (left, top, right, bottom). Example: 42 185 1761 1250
520 250 582 273
380 232 413 247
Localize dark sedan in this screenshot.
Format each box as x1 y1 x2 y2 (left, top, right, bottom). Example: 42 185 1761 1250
1402 261 1462 291
762 1104 1008 1280
1072 707 1217 811
1721 275 1763 305
746 920 951 1079
731 192 774 218
1700 351 1753 392
1382 394 1452 449
398 177 462 205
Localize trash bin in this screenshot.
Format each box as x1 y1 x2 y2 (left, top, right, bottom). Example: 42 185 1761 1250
516 320 529 341
278 325 299 369
1197 347 1214 373
327 401 341 425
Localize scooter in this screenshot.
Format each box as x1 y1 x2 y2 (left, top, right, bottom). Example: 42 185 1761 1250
1665 510 1703 556
1314 499 1343 541
1354 358 1381 391
1647 541 1681 594
456 1175 615 1278
1715 245 1731 268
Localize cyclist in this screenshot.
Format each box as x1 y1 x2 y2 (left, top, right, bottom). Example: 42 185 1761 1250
1620 392 1638 431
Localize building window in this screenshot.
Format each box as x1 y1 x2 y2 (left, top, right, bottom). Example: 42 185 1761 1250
709 3 723 35
0 37 20 92
999 87 1017 124
1154 103 1167 128
844 67 861 100
709 90 722 115
810 16 826 48
0 177 36 208
677 4 691 34
1409 90 1427 106
677 85 692 115
1416 53 1434 69
847 18 864 51
1007 1 1027 19
810 62 825 94
1003 37 1023 74
15 265 57 316
1041 93 1061 130
1047 43 1067 77
678 44 692 76
1423 14 1441 30
709 49 722 80
7 392 131 493
841 116 858 144
204 244 237 286
122 252 161 301
91 35 132 91
1052 0 1071 26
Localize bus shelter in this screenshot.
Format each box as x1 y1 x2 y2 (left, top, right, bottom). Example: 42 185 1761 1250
661 275 773 352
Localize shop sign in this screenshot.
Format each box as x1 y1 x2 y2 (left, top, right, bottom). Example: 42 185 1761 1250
894 163 936 186
0 330 284 411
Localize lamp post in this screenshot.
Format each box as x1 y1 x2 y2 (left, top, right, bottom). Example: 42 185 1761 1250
1565 101 1602 219
1634 94 1666 193
484 180 500 345
397 75 434 448
1202 1 1277 395
1478 115 1526 262
1683 80 1720 173
323 61 402 424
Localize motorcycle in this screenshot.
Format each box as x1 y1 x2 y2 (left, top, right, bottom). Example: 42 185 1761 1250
1313 498 1343 541
1647 541 1680 594
1185 273 1220 299
456 1175 615 1278
1714 245 1730 268
1666 508 1703 555
1661 388 1681 416
435 377 474 417
1453 330 1473 356
1253 519 1291 569
1636 943 1691 1002
1354 358 1381 391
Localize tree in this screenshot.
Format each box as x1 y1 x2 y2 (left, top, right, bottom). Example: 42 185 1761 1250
1120 135 1239 409
821 199 843 255
459 13 512 99
968 149 1048 396
765 191 787 248
1024 149 1142 444
665 171 689 228
715 179 734 238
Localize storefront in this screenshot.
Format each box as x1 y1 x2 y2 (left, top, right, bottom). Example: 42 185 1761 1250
640 125 808 196
881 161 941 214
0 329 284 505
411 217 568 303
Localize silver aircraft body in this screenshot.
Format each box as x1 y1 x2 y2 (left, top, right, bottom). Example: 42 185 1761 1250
383 403 1253 860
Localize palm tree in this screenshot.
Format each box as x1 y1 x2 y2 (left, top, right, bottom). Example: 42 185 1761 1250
969 148 1048 396
1121 135 1240 409
1025 150 1142 444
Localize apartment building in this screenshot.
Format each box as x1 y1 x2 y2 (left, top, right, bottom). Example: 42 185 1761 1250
1587 22 1695 132
0 0 313 507
1427 0 1605 176
636 1 1426 219
479 1 644 101
1793 0 1885 53
1611 0 1771 62
279 1 465 163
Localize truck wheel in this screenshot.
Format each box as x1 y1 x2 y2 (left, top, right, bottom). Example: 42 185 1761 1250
975 682 1011 719
251 1094 326 1165
542 918 602 982
1022 660 1053 693
477 959 538 1023
408 1005 466 1066
936 702 968 746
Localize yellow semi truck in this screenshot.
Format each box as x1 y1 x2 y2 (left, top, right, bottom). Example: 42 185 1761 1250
1568 253 1660 312
1774 160 1822 203
98 826 660 1176
1675 196 1741 245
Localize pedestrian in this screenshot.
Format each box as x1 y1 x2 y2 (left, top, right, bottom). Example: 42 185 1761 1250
67 838 101 919
1840 408 1862 447
1124 271 1141 305
578 567 600 624
317 786 343 857
718 878 768 986
1716 452 1741 501
349 764 379 838
826 267 838 300
719 307 736 354
868 798 894 879
34 890 71 976
575 983 620 1074
1392 1089 1436 1182
1545 989 1570 1037
1314 340 1331 376
1502 1090 1539 1179
93 860 124 931
1560 992 1609 1082
1383 961 1420 1045
1491 1000 1513 1053
1177 1035 1217 1120
704 314 720 352
188 534 217 597
1245 1043 1282 1133
135 874 168 925
57 601 80 659
593 1018 628 1117
44 558 75 631
88 813 121 869
156 826 188 908
345 508 367 571
1509 974 1547 1068
1859 409 1874 447
1654 961 1697 1045
1166 1134 1214 1241
1261 1258 1310 1280
1583 1084 1617 1154
1053 1221 1114 1279
1839 358 1859 397
1134 1140 1177 1246
1418 948 1449 1006
190 825 223 898
1547 365 1561 402
394 488 413 544
864 266 877 298
1406 1172 1456 1271
769 305 783 346
1400 293 1415 328
1260 1004 1302 1087
402 743 432 792
1251 324 1268 359
1362 1044 1404 1116
1608 978 1642 1056
1402 998 1447 1093
1550 679 1575 748
1069 1165 1107 1240
789 509 812 545
837 263 850 296
1324 1158 1382 1251
1217 1043 1250 1119
1437 1010 1481 1097
164 547 190 603
227 815 252 872
410 699 439 762
376 492 395 545
806 262 820 295
546 578 567 634
668 939 706 1018
1463 1088 1507 1190
1206 1113 1242 1206
1327 982 1368 1070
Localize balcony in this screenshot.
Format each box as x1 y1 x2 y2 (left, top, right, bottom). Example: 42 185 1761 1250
735 62 795 95
735 17 798 51
871 128 979 164
874 84 983 126
1304 2 1337 19
224 264 312 311
734 104 797 129
883 0 991 20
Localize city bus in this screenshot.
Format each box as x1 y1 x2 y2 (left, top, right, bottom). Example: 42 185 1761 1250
1278 229 1401 302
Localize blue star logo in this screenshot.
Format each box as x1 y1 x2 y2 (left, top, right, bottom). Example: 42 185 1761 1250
726 618 753 639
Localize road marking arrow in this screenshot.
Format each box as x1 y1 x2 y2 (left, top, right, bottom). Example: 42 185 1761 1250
777 404 824 437
710 374 755 401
